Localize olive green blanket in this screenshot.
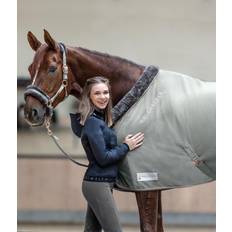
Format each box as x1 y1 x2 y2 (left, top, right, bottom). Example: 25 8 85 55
113 68 216 191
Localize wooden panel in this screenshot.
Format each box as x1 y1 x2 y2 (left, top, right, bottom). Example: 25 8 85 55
18 158 215 213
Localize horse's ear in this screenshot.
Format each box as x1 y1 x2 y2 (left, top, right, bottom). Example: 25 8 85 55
27 31 41 51
44 29 59 50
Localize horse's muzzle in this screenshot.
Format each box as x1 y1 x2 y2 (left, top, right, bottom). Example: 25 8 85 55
24 97 47 127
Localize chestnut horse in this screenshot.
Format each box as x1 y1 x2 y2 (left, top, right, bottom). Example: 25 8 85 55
24 30 164 232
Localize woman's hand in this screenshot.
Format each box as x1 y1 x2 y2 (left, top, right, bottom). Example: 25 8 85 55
123 132 144 151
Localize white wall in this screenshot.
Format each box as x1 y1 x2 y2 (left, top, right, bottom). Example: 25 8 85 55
18 0 215 81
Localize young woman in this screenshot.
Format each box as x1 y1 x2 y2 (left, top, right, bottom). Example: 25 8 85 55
70 76 144 232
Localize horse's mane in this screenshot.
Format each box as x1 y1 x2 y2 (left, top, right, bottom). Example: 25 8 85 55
78 47 144 68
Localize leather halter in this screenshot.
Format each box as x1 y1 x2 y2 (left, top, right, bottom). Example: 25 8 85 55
24 43 69 117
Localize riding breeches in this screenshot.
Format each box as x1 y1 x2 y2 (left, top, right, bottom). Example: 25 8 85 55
82 180 122 232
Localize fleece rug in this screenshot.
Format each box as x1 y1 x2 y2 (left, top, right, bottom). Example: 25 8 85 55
112 67 216 191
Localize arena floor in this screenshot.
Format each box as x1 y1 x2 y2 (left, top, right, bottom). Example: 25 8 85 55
18 224 215 232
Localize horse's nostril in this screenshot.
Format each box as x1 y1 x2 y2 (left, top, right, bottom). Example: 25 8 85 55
32 108 38 118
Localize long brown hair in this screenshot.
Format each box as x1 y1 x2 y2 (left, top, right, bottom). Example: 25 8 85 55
78 76 113 126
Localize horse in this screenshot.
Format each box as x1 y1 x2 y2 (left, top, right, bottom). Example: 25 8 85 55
24 29 215 232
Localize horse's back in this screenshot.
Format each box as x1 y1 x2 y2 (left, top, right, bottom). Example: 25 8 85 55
114 69 216 191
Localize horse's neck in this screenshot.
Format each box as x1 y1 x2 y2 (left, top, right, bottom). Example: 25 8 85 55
67 47 145 105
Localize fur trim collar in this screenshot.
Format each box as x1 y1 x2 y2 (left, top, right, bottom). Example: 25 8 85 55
112 65 159 124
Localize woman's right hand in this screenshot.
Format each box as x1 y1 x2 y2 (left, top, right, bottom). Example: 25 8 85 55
123 132 144 151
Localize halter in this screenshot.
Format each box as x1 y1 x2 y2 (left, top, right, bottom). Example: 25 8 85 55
24 43 69 118
24 43 88 167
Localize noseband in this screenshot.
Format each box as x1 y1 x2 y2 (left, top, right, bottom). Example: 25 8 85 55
24 43 69 117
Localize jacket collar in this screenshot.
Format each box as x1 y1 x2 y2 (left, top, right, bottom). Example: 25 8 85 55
92 108 105 121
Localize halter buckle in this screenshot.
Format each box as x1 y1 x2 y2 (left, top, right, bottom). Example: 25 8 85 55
62 80 68 87
47 101 52 107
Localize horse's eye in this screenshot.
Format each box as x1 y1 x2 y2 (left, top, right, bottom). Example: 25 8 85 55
48 66 57 73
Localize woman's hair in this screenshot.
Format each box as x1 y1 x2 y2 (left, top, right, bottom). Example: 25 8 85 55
78 76 113 126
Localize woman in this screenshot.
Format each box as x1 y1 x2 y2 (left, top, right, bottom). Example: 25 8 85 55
70 76 144 232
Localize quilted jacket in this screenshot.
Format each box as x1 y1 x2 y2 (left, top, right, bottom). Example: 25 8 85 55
70 110 129 182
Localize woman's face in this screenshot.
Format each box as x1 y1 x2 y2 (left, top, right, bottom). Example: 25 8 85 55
90 83 110 110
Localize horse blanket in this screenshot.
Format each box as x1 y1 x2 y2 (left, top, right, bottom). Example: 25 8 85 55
112 66 216 191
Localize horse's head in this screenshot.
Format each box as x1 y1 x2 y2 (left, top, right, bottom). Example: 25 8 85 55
24 30 70 126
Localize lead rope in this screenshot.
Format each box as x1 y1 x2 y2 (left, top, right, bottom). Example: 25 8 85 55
45 117 88 168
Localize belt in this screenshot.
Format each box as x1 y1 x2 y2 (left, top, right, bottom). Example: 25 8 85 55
84 176 116 183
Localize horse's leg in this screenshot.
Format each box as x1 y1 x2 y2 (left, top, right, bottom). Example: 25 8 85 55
157 190 164 231
135 190 164 232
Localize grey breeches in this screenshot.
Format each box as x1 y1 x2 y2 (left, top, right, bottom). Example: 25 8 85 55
82 180 122 232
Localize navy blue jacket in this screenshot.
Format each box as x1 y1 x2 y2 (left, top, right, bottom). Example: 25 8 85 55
70 110 129 182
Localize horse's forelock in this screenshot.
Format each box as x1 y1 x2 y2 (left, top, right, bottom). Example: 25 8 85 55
33 44 60 68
